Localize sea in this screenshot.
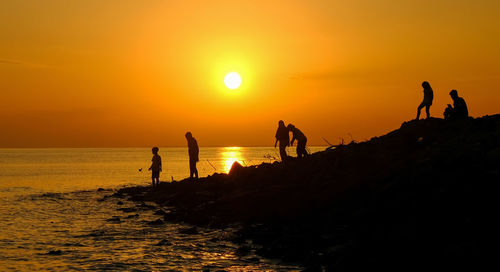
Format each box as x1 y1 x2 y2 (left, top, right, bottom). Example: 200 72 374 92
0 147 325 271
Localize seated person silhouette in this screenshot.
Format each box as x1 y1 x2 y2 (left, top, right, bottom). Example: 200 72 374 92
444 89 469 120
416 81 434 120
287 124 308 158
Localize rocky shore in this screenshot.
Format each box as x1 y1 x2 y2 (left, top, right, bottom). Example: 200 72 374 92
113 115 499 271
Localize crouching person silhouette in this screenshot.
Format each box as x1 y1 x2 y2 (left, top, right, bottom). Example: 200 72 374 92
288 124 308 158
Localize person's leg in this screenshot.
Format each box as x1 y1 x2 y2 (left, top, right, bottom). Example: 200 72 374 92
416 103 424 120
302 139 308 157
189 159 196 180
194 162 198 179
297 141 306 158
425 105 431 119
152 177 155 187
155 177 159 187
279 144 287 162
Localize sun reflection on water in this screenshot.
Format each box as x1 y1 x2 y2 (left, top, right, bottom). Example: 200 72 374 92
220 147 244 173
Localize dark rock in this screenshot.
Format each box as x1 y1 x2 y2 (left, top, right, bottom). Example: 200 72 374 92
46 250 62 255
154 209 168 216
155 239 171 246
147 219 164 225
235 246 251 256
106 216 121 222
228 161 244 176
117 207 137 213
179 227 198 235
138 202 156 210
163 212 177 221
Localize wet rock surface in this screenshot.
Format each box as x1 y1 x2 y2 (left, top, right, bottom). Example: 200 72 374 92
116 115 500 271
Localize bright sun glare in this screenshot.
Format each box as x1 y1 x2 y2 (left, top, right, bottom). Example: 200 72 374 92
224 72 242 89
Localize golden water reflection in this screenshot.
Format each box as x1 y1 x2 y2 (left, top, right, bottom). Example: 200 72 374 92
220 147 244 173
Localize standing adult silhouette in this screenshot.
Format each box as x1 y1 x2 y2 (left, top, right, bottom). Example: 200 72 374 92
416 81 434 120
185 132 199 180
274 120 290 162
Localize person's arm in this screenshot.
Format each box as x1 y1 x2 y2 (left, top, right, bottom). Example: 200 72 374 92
290 135 296 146
274 139 278 148
159 157 162 172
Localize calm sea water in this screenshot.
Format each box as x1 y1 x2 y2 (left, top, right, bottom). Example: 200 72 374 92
0 147 324 271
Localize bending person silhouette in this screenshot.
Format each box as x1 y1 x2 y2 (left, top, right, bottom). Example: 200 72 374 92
416 81 434 120
185 132 199 180
148 147 162 187
444 90 468 120
274 120 290 162
288 124 308 158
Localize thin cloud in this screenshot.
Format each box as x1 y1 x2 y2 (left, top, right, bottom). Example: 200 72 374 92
289 69 375 81
289 72 340 80
0 58 50 68
0 59 23 65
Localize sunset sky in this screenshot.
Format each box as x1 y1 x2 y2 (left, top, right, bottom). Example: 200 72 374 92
1 0 499 147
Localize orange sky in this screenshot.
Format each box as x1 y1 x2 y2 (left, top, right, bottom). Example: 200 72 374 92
1 0 499 147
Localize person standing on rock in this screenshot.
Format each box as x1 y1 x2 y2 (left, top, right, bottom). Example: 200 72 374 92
274 120 290 162
185 132 199 180
148 147 162 187
288 124 308 158
416 81 434 120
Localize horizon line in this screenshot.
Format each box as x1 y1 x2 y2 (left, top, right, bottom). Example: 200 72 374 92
0 145 328 149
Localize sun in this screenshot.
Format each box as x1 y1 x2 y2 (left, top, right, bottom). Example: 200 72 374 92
224 72 242 89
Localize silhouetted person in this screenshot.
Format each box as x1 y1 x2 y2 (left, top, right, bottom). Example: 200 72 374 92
288 124 308 158
416 81 434 120
185 132 199 180
275 120 290 162
445 89 468 120
148 147 161 187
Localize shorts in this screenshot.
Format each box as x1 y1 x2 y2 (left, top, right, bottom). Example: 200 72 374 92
152 170 160 179
420 100 432 107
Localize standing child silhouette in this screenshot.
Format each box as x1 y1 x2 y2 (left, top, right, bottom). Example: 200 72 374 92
416 81 434 120
148 147 162 187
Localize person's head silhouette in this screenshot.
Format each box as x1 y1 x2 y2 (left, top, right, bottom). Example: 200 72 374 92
152 147 159 154
287 124 295 130
185 132 192 139
449 89 458 100
278 120 285 127
422 81 431 89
